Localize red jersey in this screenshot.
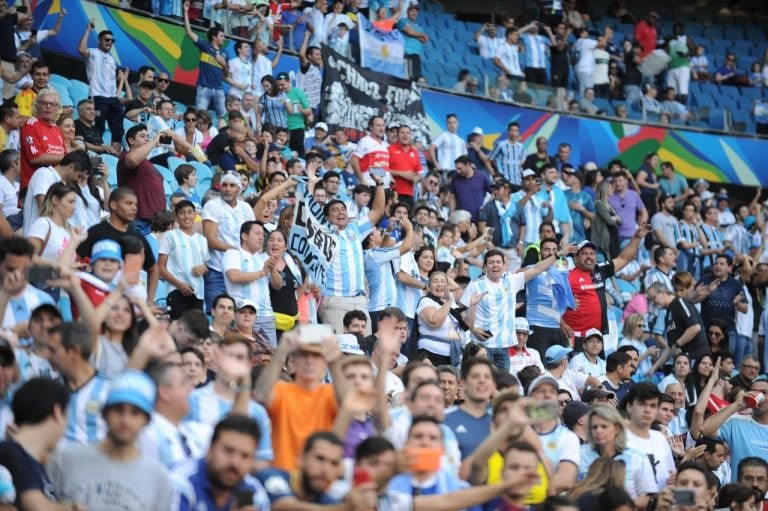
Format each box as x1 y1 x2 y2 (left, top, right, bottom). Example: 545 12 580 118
388 142 422 197
633 20 657 58
352 135 389 175
20 117 66 190
562 260 615 336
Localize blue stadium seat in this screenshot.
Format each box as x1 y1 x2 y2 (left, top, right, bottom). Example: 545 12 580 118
744 26 766 41
166 156 187 173
189 161 213 180
708 108 726 130
702 26 724 39
154 164 175 185
50 74 71 91
723 25 745 41
196 176 212 197
163 180 174 201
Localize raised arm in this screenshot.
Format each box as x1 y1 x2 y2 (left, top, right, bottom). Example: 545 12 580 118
182 1 199 42
366 175 386 226
77 18 94 58
613 224 652 272
254 332 297 405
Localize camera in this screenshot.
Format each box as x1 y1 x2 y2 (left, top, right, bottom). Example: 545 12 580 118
159 135 173 145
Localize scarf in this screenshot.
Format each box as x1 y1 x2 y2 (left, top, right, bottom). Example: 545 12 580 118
495 199 517 247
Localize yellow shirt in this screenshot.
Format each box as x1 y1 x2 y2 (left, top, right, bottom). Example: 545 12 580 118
16 89 37 119
488 451 549 505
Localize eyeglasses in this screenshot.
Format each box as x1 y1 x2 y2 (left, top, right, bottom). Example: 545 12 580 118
636 323 645 328
157 78 170 83
185 117 197 122
742 364 760 371
38 100 59 108
102 38 115 43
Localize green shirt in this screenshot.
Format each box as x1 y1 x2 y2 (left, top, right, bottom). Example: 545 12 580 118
286 87 309 130
668 38 689 69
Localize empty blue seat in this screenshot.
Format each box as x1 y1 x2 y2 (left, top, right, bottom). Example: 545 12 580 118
50 74 71 91
166 156 187 173
155 164 175 185
189 161 213 180
709 108 726 130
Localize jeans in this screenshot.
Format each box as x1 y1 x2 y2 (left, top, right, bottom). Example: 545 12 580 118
487 347 510 372
204 268 227 313
196 86 226 117
93 96 125 145
730 331 752 368
624 84 642 110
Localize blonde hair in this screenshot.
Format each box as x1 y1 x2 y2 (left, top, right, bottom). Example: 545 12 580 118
569 457 626 500
621 313 645 339
341 355 372 372
586 404 627 453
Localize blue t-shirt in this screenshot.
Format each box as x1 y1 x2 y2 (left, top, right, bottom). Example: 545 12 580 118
443 407 492 460
397 18 425 56
716 415 768 481
700 275 743 332
194 38 226 90
281 10 308 51
564 189 595 242
450 171 492 222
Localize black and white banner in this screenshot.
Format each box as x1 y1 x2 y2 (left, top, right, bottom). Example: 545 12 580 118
321 45 429 143
287 180 337 288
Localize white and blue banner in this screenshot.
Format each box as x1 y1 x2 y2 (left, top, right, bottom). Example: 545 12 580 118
358 13 405 78
287 180 337 288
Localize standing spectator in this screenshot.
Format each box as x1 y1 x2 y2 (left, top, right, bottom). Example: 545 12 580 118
276 72 312 158
297 36 323 117
304 0 329 47
397 3 426 80
77 22 125 153
489 121 525 186
478 180 525 269
429 114 466 176
388 125 422 209
573 28 597 95
116 124 173 235
0 1 31 101
624 41 643 108
201 172 255 312
646 282 710 361
466 130 493 175
0 379 75 510
351 116 390 186
51 370 174 510
19 88 66 191
564 169 595 243
700 255 749 365
227 41 253 99
667 23 692 104
520 22 555 86
320 171 385 334
183 1 229 117
251 37 283 97
474 22 499 61
494 28 524 81
592 37 611 97
537 164 573 244
550 22 572 88
451 155 492 223
607 170 648 245
633 11 659 59
157 200 209 320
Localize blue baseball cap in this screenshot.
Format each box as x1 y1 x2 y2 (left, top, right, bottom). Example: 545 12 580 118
104 369 156 415
91 239 123 264
545 345 573 365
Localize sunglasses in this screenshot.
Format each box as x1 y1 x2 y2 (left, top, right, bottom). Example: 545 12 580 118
185 117 197 122
157 78 170 83
103 38 115 43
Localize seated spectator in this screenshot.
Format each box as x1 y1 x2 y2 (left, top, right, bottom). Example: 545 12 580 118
749 61 763 88
0 103 19 151
641 84 661 116
0 149 20 231
579 88 601 115
74 99 115 155
715 54 749 86
660 87 690 120
124 81 155 122
755 99 768 135
512 80 534 105
690 45 711 81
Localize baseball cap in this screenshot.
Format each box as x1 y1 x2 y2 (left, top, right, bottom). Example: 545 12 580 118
514 317 532 333
104 369 157 415
583 161 598 171
522 169 537 178
745 215 757 230
544 345 573 365
276 72 290 81
563 401 591 429
315 122 329 132
526 375 559 396
471 126 484 135
582 388 615 403
237 299 258 312
91 239 123 264
701 190 714 200
576 240 597 252
716 194 730 202
492 179 512 190
584 328 603 341
337 333 364 355
220 171 243 190
407 3 419 9
386 121 400 130
693 178 709 189
562 165 576 174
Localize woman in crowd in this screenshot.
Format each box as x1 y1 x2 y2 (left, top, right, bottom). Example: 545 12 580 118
659 353 692 396
618 313 658 378
265 229 303 339
57 114 85 152
635 152 661 216
257 75 290 130
177 108 203 151
181 345 208 387
707 318 729 353
578 405 657 510
569 457 627 510
592 180 622 258
196 110 218 151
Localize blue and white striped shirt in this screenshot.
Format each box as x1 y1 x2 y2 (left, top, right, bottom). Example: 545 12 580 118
62 372 110 446
222 248 274 317
511 191 549 245
139 412 211 469
187 382 274 461
430 131 467 171
489 139 525 185
158 229 210 301
699 222 724 270
526 268 568 328
364 246 401 312
521 33 550 69
324 217 374 297
2 285 54 329
460 272 526 349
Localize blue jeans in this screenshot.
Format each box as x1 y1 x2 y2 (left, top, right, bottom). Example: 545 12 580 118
196 86 226 117
204 269 226 313
730 331 752 368
487 348 510 372
624 84 642 110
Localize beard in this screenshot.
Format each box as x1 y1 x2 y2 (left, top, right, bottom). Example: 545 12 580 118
207 464 241 491
301 471 324 500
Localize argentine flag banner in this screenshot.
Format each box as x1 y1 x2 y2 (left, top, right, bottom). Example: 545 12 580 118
358 14 405 78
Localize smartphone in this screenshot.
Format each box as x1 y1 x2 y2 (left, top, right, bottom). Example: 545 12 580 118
298 324 333 344
89 156 103 171
353 468 372 487
370 166 386 179
27 265 59 284
483 329 494 338
535 178 542 185
30 29 37 38
406 446 443 473
123 253 142 276
159 135 173 145
235 489 254 508
673 489 696 506
525 402 559 422
16 5 28 13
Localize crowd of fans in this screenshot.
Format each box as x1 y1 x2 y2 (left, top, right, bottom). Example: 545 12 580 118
0 0 767 510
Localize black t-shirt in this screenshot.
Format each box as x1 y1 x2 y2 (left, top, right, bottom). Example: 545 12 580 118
0 440 58 507
206 131 231 166
0 14 19 62
665 297 710 360
523 153 555 172
624 52 643 86
123 99 150 122
74 119 105 147
269 258 303 317
550 36 569 69
76 220 156 271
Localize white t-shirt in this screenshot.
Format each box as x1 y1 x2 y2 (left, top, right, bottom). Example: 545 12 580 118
27 218 72 264
416 296 460 357
201 198 255 272
495 41 523 77
0 174 19 217
574 38 598 73
251 54 273 96
625 428 676 491
477 34 499 60
227 57 253 98
593 47 610 85
72 182 105 229
23 166 62 236
547 368 589 401
538 423 581 469
86 47 117 98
